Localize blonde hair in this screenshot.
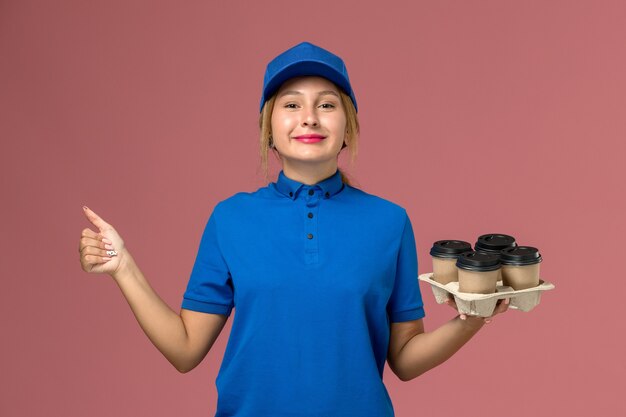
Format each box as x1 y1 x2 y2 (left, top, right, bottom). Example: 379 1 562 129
258 88 360 186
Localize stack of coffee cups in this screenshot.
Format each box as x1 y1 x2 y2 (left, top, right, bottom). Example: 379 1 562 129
430 234 543 295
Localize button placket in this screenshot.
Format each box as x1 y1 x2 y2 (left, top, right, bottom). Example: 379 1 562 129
304 187 320 265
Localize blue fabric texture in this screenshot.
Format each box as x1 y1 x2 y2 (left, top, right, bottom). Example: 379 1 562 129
181 169 425 417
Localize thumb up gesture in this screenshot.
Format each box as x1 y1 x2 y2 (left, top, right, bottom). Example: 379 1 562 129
79 206 129 277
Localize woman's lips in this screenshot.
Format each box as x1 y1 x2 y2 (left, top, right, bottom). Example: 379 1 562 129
294 134 326 143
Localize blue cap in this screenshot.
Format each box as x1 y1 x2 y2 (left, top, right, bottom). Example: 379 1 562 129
260 41 358 113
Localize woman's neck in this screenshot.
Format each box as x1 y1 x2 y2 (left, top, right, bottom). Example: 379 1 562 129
282 161 338 185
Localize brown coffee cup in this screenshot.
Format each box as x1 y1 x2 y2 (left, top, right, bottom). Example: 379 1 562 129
430 240 472 284
456 251 501 294
474 234 517 283
500 246 542 290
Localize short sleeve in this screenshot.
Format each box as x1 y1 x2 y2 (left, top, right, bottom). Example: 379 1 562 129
181 206 234 316
386 212 426 323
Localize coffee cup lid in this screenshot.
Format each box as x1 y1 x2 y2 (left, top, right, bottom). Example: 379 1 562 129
456 251 501 272
500 246 542 266
430 240 473 259
475 234 517 254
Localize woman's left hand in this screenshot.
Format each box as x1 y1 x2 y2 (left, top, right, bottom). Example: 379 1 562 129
444 297 510 324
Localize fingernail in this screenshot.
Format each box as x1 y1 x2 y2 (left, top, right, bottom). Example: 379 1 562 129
103 257 112 261
83 206 88 211
505 298 510 304
460 314 466 320
105 244 113 250
103 238 112 244
485 319 492 324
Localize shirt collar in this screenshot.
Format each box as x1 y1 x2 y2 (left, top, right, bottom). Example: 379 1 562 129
275 169 345 200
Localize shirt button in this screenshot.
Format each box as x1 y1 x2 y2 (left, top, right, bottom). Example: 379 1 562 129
307 233 313 239
308 212 313 218
325 192 330 198
289 192 293 197
308 189 314 196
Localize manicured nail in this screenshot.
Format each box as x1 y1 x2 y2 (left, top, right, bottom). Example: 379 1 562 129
105 244 113 250
102 238 112 244
83 206 89 211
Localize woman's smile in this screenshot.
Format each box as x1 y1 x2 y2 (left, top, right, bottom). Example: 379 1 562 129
294 134 326 143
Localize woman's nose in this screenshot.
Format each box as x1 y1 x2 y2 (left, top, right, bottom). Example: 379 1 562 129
301 108 319 127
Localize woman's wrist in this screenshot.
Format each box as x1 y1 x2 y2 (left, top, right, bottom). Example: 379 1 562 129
457 315 486 332
111 248 136 283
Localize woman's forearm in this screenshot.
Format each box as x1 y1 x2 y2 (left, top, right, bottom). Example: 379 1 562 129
394 316 485 381
112 249 193 372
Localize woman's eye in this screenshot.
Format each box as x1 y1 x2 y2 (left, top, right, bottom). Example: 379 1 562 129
284 103 298 109
320 103 335 109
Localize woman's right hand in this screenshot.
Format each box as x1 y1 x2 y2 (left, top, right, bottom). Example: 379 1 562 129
79 206 129 278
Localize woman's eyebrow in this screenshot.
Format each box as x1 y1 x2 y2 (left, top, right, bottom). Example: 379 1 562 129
318 90 340 98
277 90 340 98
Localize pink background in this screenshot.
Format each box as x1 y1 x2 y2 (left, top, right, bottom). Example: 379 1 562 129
1 1 624 416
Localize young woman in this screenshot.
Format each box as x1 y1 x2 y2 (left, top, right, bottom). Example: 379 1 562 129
78 41 508 417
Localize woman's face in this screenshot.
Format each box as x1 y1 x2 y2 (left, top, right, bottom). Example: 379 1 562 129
270 76 347 172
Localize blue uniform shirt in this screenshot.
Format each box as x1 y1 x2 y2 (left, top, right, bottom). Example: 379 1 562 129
181 169 426 417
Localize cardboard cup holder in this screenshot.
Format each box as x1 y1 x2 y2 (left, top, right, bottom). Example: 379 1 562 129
418 272 555 317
